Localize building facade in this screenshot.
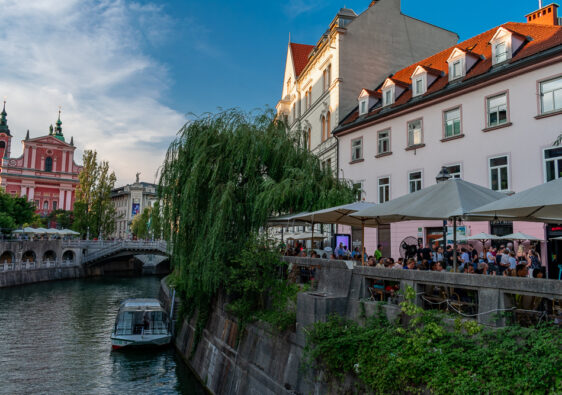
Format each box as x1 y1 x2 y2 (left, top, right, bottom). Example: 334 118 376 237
276 0 458 174
334 4 562 276
0 104 82 215
111 180 158 239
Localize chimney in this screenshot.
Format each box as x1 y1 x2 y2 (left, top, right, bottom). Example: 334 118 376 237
525 3 559 25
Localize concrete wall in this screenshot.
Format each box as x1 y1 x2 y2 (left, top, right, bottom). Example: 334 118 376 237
165 257 562 394
0 265 84 288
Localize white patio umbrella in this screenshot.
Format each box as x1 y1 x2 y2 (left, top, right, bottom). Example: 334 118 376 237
23 227 38 234
34 228 49 234
470 177 562 222
501 232 543 242
351 178 506 270
291 201 377 265
60 229 80 236
551 236 562 240
465 232 500 241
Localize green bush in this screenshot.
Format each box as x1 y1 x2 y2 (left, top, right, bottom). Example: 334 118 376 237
305 287 562 394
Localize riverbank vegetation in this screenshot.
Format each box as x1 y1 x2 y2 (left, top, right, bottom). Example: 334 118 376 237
304 286 562 394
0 189 35 234
158 109 355 342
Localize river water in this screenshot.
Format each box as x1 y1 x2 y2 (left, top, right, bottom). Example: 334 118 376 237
0 276 206 394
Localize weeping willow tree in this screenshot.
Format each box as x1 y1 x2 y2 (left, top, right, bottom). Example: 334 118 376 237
158 109 356 327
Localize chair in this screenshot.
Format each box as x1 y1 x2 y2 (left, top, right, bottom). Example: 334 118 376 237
368 283 385 301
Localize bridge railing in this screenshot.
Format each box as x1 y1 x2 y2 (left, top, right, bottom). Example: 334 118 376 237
83 240 169 263
2 259 79 272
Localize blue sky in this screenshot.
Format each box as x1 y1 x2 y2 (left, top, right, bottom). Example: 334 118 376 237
0 0 540 183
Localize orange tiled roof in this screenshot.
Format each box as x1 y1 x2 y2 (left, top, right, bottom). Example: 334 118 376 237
339 22 562 130
290 43 314 78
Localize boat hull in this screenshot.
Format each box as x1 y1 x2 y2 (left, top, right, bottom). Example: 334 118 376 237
111 333 172 350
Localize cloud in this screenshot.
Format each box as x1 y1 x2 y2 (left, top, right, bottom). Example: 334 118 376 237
283 0 326 18
0 0 186 184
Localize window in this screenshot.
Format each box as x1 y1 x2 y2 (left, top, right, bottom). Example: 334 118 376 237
487 93 508 127
304 91 309 110
292 103 296 122
321 115 326 142
489 156 509 191
413 77 424 96
53 201 57 210
495 42 508 63
308 87 312 107
407 119 423 146
323 158 332 173
359 100 368 115
378 177 390 203
351 138 363 161
444 164 462 179
377 130 390 154
544 147 562 182
326 112 331 139
0 141 5 148
408 171 422 193
307 127 311 150
323 65 331 91
43 201 49 210
444 107 461 137
452 60 462 79
383 89 393 106
34 200 39 207
540 77 562 114
45 156 53 172
353 181 365 201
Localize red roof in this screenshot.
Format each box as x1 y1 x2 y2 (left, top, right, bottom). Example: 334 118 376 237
340 22 562 128
290 43 314 78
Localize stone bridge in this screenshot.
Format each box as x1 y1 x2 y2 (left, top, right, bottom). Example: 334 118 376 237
0 240 170 283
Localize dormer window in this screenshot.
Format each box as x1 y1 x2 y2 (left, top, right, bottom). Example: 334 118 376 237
414 78 423 96
495 42 508 63
383 88 393 106
452 60 463 79
359 99 368 115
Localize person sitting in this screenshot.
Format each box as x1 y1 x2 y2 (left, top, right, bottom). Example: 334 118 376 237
375 258 385 269
404 258 416 270
431 261 444 272
516 263 529 278
393 258 404 269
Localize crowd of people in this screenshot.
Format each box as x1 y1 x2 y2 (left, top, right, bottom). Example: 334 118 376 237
284 241 546 279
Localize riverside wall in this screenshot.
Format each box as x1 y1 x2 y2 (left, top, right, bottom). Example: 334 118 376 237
161 258 562 395
0 265 85 288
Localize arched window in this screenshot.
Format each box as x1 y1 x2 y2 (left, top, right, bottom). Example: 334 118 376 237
308 87 312 107
43 201 48 210
45 156 53 172
0 141 5 148
307 127 312 150
304 91 308 110
326 112 331 139
321 116 326 142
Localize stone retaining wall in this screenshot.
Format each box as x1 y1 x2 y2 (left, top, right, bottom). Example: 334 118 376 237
0 265 84 288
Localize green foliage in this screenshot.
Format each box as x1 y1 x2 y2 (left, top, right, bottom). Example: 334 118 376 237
73 150 119 239
45 209 74 229
305 286 562 394
0 188 35 233
158 109 355 336
227 234 299 333
131 207 151 239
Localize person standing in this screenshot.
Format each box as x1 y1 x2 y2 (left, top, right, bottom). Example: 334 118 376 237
374 244 383 262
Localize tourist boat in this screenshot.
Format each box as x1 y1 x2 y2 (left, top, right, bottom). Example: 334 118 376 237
111 298 172 350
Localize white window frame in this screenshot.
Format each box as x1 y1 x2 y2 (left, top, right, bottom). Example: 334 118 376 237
377 129 390 154
451 59 463 79
539 76 562 115
378 176 390 203
351 138 363 161
443 107 462 138
359 99 368 115
407 119 423 147
444 163 462 179
382 87 394 107
413 75 425 97
489 155 509 192
494 41 508 64
543 147 562 182
353 181 365 201
486 93 508 127
408 170 423 193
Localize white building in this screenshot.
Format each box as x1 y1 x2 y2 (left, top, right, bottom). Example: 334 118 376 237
111 181 158 239
334 4 562 276
276 0 458 174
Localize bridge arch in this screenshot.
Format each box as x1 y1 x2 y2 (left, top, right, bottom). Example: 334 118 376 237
43 250 57 262
62 250 75 263
0 251 14 263
22 251 36 262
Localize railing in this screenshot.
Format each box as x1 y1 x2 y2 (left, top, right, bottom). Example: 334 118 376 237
282 256 562 327
2 259 78 272
83 241 168 263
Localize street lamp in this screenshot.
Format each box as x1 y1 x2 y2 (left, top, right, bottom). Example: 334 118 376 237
436 167 452 249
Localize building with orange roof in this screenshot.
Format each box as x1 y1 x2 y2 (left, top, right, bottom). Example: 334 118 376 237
276 0 458 178
334 3 562 277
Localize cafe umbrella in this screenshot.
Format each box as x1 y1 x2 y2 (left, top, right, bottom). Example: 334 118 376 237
351 178 506 270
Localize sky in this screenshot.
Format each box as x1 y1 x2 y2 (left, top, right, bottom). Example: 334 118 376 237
0 0 540 185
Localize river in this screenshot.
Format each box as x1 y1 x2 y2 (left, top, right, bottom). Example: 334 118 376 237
0 276 206 394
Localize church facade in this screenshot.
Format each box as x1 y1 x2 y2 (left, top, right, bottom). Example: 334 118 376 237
0 103 82 215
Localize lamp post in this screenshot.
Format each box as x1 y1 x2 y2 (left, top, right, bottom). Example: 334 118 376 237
436 167 452 253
